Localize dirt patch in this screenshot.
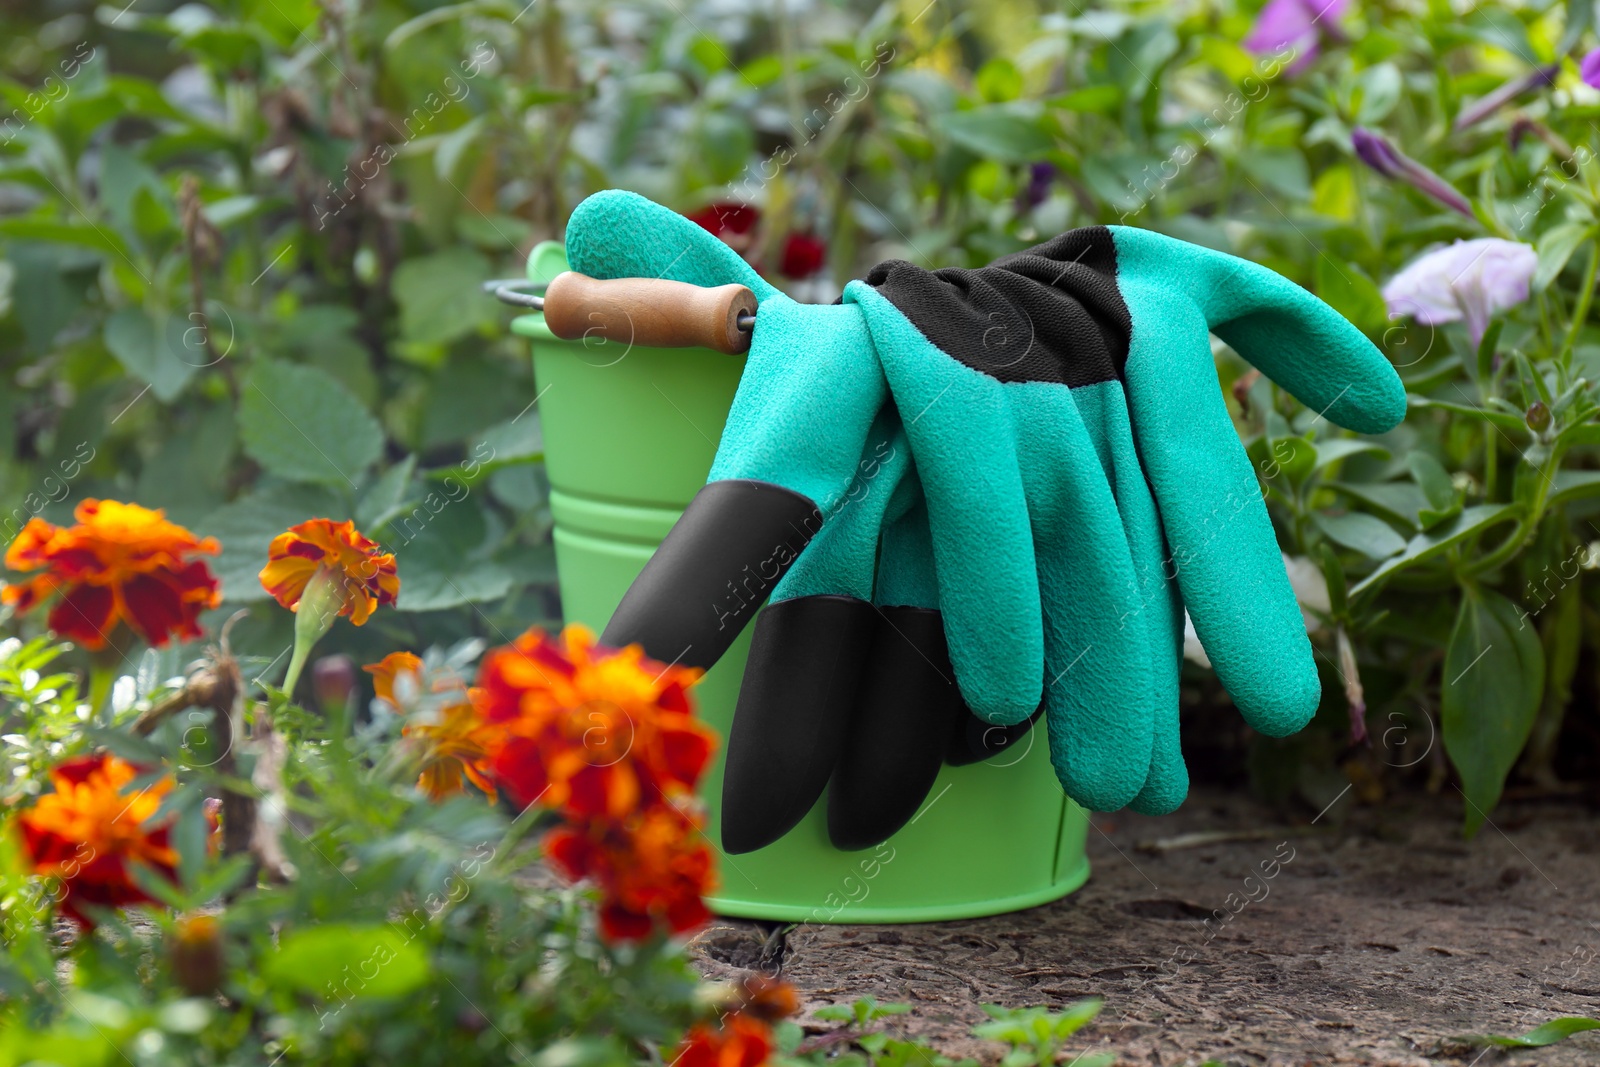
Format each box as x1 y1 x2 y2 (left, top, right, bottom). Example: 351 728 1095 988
689 788 1600 1066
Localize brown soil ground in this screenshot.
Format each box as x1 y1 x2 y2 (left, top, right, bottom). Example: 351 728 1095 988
688 787 1600 1067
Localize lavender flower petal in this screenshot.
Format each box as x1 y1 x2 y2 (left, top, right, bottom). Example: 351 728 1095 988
1244 0 1347 73
1382 238 1538 347
1243 0 1317 53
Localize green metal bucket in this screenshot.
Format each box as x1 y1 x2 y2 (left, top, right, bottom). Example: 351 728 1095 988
511 243 1088 923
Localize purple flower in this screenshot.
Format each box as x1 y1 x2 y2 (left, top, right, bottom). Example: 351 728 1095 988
1243 0 1349 75
1351 127 1474 218
1351 127 1404 178
1582 48 1600 90
1381 238 1538 347
1015 161 1057 213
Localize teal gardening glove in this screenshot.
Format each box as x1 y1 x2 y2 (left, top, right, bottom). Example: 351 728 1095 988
564 190 1408 851
841 225 1408 819
565 191 1034 854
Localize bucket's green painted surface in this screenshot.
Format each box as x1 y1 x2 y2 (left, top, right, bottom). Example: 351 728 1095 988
512 246 1088 923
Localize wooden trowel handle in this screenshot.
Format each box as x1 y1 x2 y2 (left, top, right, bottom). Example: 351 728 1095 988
542 271 757 355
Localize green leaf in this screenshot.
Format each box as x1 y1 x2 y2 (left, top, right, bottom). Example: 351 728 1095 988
687 34 727 73
1349 504 1519 596
1351 62 1402 124
1239 148 1310 201
264 923 430 999
1458 1016 1600 1048
1315 541 1348 618
1559 0 1596 56
357 456 418 531
392 247 494 345
1046 85 1120 113
1476 318 1503 383
1548 468 1600 507
695 110 754 185
1442 586 1543 837
0 217 134 261
239 361 384 486
460 415 544 481
202 483 347 602
1328 480 1431 529
435 116 485 182
1255 412 1316 486
103 308 198 403
392 500 512 612
940 105 1054 163
1407 452 1455 511
1315 259 1387 333
1311 164 1359 221
1408 396 1526 434
1313 510 1406 559
976 58 1023 102
1313 439 1388 472
1534 223 1591 292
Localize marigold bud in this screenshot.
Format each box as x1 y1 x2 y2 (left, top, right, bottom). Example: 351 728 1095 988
170 913 224 997
313 654 357 710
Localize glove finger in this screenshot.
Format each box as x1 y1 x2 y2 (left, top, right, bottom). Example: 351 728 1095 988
828 607 963 851
1117 285 1318 736
566 190 778 299
827 484 960 850
602 299 885 670
721 412 911 853
846 281 1043 727
1014 388 1156 813
1070 380 1189 815
1107 226 1405 434
722 595 876 854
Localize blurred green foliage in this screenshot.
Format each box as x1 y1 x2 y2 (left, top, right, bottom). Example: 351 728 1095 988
2 0 1600 832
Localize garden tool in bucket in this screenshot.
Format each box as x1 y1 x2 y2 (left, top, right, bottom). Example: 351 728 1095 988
490 241 1091 924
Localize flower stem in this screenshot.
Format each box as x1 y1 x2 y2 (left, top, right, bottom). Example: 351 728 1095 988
281 564 343 699
1558 238 1599 367
281 643 312 700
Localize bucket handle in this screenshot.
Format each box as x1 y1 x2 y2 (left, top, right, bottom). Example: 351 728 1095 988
485 272 758 355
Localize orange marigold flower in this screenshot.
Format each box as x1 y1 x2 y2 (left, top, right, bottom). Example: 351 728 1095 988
366 651 502 802
18 754 180 927
365 651 424 706
732 975 800 1024
409 695 502 802
2 500 221 650
544 804 717 942
478 626 715 820
674 1014 775 1067
259 518 399 626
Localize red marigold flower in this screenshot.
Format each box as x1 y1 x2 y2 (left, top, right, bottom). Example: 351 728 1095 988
17 754 180 927
544 804 716 942
477 626 715 820
259 518 399 626
366 651 502 802
674 1014 776 1067
686 202 760 240
685 202 828 279
778 233 827 278
2 500 221 650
